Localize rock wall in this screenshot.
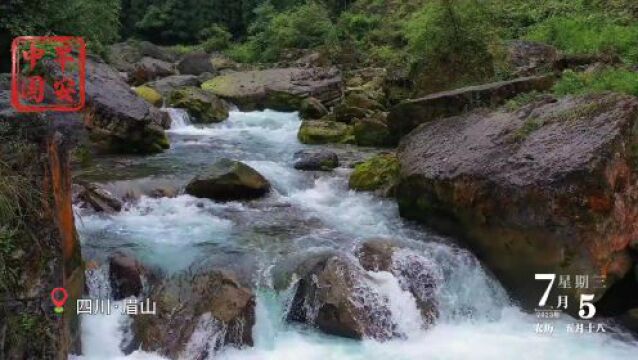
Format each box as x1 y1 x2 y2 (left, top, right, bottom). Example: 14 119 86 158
0 92 84 358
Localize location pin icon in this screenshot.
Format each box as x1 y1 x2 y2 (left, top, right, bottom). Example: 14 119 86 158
50 288 68 315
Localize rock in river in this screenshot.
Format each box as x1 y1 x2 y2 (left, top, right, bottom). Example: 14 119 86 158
108 251 144 300
293 149 339 171
185 158 271 201
287 254 397 340
134 269 256 358
167 86 230 123
396 93 638 312
83 57 170 154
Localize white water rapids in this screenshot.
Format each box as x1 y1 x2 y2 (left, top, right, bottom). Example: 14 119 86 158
72 109 638 360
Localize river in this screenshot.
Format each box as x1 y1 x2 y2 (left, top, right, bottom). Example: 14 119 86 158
71 109 638 360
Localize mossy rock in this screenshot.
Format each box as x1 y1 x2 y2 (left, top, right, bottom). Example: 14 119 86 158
353 115 392 147
345 93 384 111
168 86 230 123
348 153 400 193
134 85 163 107
333 103 371 123
298 120 354 145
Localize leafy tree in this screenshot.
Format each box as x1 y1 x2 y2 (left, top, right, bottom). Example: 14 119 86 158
0 0 120 71
404 0 498 94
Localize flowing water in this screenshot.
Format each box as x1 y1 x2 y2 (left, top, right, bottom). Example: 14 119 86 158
72 109 638 360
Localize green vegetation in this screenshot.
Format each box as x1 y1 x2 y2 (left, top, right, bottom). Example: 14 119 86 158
527 16 638 64
553 69 638 97
228 1 337 62
0 0 120 70
2 0 637 94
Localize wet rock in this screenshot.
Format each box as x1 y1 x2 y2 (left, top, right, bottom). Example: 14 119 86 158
298 119 353 145
353 113 392 147
185 158 270 201
134 269 256 358
620 308 638 334
287 254 396 340
77 182 123 213
299 97 328 120
387 75 555 143
293 149 339 171
357 239 442 324
109 251 144 300
129 57 175 86
201 67 343 111
507 40 559 77
133 85 163 107
177 52 215 75
147 75 201 96
84 57 170 154
396 93 638 312
168 87 230 123
349 153 400 195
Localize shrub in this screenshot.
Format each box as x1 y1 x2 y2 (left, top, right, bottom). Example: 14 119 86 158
552 69 638 97
404 0 499 94
235 1 336 62
526 15 638 64
199 24 233 52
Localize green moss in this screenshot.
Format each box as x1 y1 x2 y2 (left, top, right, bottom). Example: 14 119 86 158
348 153 401 192
201 75 235 96
298 120 353 144
169 87 229 123
134 86 163 107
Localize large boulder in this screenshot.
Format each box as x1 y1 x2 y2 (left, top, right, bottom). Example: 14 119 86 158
293 149 339 171
133 269 255 358
185 159 271 201
177 52 215 75
147 75 201 96
286 254 396 340
396 93 638 312
202 67 343 111
128 57 175 86
84 57 170 154
108 251 144 300
167 87 230 123
387 75 555 143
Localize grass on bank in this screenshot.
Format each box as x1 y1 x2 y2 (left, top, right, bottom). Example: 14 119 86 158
553 69 638 97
